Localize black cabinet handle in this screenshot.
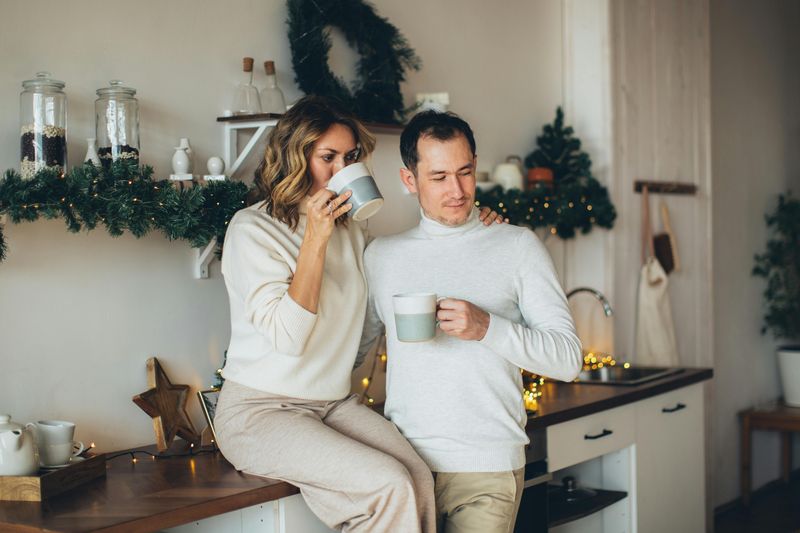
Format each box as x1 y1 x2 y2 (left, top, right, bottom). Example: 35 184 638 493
584 429 613 440
662 403 686 413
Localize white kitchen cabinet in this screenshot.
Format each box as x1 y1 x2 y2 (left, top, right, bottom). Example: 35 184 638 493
546 382 706 533
634 383 705 533
164 494 334 533
547 403 636 472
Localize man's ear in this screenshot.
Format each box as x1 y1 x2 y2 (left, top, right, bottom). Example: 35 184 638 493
400 167 418 194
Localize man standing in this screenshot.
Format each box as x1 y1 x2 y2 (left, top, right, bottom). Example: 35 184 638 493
362 111 582 533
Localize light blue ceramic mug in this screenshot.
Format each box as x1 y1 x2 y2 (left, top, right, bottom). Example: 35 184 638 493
327 162 384 222
393 293 438 342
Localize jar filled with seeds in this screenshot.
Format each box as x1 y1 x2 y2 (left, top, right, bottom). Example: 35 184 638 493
19 72 68 179
95 80 139 169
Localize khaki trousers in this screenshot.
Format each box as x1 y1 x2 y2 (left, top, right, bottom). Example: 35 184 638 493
434 469 525 533
214 380 436 533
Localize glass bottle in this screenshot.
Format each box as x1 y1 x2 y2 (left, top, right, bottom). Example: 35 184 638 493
232 57 261 115
259 60 286 114
95 80 140 170
19 72 67 179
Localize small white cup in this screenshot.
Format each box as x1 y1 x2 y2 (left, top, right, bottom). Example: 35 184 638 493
327 162 384 222
35 420 85 467
393 293 438 342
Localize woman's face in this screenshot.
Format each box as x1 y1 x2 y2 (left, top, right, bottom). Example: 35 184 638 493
308 123 360 194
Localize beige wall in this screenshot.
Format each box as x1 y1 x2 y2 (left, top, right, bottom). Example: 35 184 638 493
710 0 800 506
0 0 564 451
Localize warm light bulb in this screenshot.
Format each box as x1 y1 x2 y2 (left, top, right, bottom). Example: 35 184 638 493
362 377 370 387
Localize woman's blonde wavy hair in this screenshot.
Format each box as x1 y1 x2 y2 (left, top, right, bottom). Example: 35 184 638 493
251 95 376 230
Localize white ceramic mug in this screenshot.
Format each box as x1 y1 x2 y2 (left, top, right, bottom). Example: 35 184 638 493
327 162 384 222
393 293 439 342
35 420 85 467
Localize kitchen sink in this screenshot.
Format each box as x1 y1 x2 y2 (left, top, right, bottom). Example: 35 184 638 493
571 365 684 386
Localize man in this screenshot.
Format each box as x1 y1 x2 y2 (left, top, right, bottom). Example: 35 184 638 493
362 111 582 533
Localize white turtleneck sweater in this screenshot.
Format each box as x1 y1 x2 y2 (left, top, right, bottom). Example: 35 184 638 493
220 201 368 401
362 208 582 472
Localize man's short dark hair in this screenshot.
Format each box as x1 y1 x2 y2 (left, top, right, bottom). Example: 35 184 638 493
400 110 477 173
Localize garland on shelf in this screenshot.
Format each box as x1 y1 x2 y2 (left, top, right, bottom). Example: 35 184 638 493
0 162 249 262
287 0 421 124
475 108 616 239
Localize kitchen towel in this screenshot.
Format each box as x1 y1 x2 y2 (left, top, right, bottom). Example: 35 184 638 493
635 186 680 366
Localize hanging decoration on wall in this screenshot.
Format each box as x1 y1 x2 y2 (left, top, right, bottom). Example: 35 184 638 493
475 107 616 239
0 162 249 263
132 357 201 452
287 0 421 124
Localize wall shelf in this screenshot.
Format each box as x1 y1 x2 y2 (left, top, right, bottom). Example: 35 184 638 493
634 180 697 195
217 114 404 181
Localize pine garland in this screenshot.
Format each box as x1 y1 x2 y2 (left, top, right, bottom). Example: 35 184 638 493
0 161 249 263
287 0 421 124
475 107 616 239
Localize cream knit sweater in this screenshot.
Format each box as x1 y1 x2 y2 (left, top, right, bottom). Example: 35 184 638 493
221 201 368 401
363 208 582 472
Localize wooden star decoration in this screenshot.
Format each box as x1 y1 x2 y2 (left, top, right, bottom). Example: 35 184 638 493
132 357 200 452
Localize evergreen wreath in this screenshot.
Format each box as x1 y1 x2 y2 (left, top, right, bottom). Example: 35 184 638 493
287 0 421 124
475 107 616 239
0 162 249 263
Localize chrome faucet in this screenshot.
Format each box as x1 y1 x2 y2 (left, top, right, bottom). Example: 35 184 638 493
566 287 613 317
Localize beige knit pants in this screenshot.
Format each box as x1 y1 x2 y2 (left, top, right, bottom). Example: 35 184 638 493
214 380 436 533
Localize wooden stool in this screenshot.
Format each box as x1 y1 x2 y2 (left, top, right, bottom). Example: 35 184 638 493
739 401 800 507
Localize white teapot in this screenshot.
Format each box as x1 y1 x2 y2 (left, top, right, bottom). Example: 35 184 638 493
0 414 38 476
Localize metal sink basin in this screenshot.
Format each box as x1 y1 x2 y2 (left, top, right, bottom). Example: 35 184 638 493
572 366 684 386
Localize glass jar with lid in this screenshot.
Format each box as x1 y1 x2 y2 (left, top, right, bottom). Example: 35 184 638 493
95 80 139 169
19 72 67 179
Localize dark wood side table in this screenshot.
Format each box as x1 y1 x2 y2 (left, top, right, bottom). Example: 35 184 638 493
739 401 800 507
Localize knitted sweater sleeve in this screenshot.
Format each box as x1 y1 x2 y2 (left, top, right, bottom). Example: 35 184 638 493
222 217 318 357
478 229 582 381
355 242 384 368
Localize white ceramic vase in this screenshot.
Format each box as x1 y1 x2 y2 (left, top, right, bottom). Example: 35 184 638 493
178 138 193 172
171 147 190 175
207 156 225 176
777 346 800 406
492 163 524 190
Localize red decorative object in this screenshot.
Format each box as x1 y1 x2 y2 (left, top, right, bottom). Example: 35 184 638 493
527 167 554 189
132 357 200 452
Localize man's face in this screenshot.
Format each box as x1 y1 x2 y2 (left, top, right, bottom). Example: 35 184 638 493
401 133 476 226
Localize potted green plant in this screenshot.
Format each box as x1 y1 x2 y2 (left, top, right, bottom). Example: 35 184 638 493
752 194 800 406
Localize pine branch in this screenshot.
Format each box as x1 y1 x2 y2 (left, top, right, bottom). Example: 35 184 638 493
0 162 251 263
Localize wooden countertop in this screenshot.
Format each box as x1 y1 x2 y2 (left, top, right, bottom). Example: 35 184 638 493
0 367 712 532
0 446 299 533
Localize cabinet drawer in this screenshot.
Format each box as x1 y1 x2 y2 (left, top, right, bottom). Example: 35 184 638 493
634 382 703 423
547 403 635 471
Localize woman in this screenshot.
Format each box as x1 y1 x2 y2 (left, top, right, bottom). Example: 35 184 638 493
214 95 499 532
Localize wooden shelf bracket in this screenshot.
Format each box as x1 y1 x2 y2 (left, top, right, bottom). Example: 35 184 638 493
195 237 218 279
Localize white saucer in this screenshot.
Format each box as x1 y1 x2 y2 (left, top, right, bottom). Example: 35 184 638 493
41 456 85 469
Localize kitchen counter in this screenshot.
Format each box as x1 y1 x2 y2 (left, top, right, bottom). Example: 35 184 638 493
0 367 712 532
526 367 713 429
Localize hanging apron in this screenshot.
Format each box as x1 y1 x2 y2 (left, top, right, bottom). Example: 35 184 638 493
635 186 680 366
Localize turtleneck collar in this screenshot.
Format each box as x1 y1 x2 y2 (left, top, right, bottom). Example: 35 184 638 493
418 206 481 238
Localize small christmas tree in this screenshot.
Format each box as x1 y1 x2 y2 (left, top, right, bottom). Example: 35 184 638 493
524 107 592 185
475 107 616 239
